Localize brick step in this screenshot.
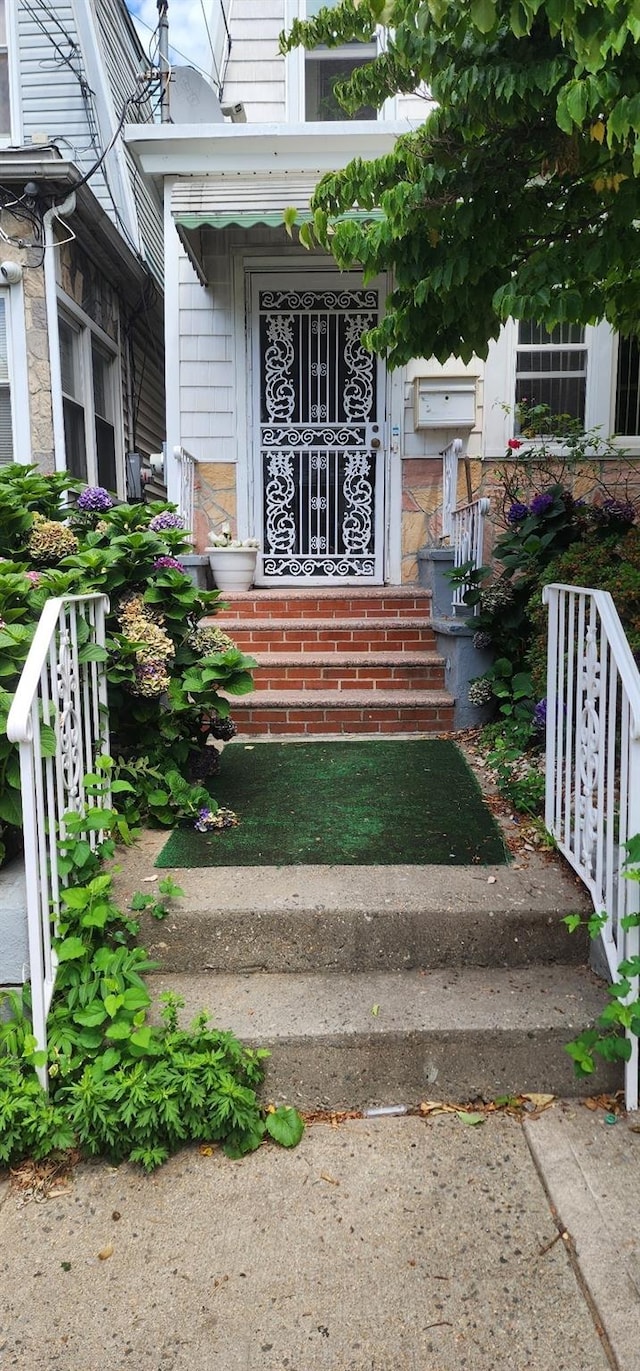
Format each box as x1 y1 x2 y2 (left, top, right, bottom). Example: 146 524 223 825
215 585 433 621
211 617 438 654
251 651 446 692
228 689 454 736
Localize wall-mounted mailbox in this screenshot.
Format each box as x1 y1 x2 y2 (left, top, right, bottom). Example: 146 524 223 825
414 377 476 429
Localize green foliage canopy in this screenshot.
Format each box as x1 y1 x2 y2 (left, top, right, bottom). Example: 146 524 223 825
282 0 640 365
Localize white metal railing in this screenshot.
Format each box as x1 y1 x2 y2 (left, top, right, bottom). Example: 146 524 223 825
441 437 463 540
544 583 640 1110
6 595 110 1088
174 444 197 542
451 498 490 613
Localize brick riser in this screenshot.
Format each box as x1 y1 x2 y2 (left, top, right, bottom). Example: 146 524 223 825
210 585 454 737
217 619 438 654
215 587 433 620
252 654 446 692
232 697 455 736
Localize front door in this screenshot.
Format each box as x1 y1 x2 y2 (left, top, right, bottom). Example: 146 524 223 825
251 273 386 584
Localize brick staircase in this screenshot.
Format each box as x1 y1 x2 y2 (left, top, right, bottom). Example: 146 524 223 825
211 585 454 736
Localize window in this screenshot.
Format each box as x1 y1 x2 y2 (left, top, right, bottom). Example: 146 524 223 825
615 336 640 436
59 311 121 492
515 321 588 430
0 2 10 139
304 0 377 122
0 294 13 463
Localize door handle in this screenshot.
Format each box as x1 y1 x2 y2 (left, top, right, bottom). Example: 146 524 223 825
370 437 381 449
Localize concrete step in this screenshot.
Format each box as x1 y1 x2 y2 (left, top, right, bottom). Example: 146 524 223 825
215 585 433 620
228 688 454 735
139 864 590 975
250 650 446 692
149 964 619 1108
208 617 438 654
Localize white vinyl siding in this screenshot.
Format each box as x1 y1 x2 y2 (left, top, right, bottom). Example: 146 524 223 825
222 0 286 122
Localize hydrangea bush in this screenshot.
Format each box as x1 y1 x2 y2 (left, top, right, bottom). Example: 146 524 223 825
0 466 256 864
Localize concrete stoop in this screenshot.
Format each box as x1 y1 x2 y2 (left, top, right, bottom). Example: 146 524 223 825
115 838 624 1109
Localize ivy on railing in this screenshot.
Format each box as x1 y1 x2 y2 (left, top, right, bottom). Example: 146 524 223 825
564 835 640 1077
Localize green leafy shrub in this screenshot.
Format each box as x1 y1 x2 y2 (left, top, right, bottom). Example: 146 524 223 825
0 467 257 862
0 807 305 1171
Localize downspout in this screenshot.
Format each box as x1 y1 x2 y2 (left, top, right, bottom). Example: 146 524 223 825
42 192 76 473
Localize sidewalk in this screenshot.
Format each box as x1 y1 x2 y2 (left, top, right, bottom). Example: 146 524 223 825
1 1103 638 1370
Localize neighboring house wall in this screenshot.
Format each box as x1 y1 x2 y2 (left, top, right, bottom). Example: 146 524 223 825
222 0 286 122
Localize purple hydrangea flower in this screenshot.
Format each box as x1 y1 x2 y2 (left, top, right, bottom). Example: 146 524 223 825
529 492 554 516
149 511 184 532
533 698 547 731
507 501 529 524
76 486 114 512
153 555 185 572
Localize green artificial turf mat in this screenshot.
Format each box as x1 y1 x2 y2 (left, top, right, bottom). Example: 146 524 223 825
155 739 509 868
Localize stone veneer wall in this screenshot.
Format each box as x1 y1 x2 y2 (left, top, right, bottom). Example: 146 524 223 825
193 462 237 552
1 224 53 471
402 456 483 582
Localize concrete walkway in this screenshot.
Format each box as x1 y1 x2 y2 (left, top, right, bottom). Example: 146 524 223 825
1 1103 638 1370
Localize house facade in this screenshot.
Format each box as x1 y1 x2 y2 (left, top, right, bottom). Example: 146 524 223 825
0 0 165 496
126 0 640 584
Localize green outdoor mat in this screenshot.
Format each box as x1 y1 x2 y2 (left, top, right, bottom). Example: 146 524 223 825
155 739 509 868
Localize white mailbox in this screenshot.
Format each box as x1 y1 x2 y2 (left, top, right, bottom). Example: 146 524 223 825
414 377 476 429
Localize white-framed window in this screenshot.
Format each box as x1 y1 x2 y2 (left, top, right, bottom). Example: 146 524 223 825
0 1 11 140
614 336 640 437
58 307 122 493
304 0 377 122
483 319 640 454
515 321 588 431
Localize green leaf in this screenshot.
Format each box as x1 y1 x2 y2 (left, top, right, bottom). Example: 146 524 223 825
77 643 108 664
105 1020 133 1041
55 937 87 962
456 1111 486 1126
39 724 57 757
265 1105 305 1148
470 0 496 33
73 1003 108 1028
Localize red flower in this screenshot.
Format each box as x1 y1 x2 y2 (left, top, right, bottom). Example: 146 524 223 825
507 438 523 450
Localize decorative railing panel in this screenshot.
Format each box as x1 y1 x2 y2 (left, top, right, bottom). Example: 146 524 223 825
174 444 197 541
441 438 463 540
6 595 110 1088
544 583 640 1109
451 498 490 613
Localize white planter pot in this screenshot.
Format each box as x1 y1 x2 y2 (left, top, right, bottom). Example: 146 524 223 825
206 547 258 592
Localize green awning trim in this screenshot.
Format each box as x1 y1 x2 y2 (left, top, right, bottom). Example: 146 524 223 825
174 209 383 230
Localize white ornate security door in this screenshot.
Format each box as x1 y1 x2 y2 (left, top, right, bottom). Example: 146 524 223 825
251 274 385 583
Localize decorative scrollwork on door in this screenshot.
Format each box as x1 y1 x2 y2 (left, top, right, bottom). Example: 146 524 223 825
258 286 381 579
265 453 296 553
264 316 295 421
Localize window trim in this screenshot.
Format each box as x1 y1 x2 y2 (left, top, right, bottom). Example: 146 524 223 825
482 319 636 456
4 0 22 146
0 279 30 463
284 0 395 122
57 292 125 495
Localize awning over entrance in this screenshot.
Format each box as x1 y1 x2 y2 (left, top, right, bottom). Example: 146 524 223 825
170 172 381 279
171 172 327 231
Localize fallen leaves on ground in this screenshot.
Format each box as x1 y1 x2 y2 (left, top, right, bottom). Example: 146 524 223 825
9 1150 81 1203
420 1093 556 1121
